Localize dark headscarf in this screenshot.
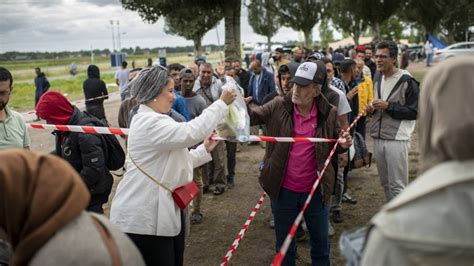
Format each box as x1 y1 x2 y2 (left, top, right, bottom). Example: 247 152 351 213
419 57 474 173
0 150 89 265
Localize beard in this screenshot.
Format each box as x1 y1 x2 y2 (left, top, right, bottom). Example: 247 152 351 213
0 100 7 111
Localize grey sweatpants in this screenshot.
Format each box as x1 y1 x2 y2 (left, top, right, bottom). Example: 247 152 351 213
373 139 410 201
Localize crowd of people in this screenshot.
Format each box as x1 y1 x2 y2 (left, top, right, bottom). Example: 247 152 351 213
0 38 473 266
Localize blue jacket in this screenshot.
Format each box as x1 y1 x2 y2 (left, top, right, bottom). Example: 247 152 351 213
34 74 50 104
248 68 275 105
172 89 190 121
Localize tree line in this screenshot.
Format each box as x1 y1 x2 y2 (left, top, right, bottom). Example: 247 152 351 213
122 0 473 58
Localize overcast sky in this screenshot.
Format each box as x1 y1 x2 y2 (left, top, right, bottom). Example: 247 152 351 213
0 0 343 53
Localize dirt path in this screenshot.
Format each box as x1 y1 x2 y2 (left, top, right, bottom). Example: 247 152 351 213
27 92 420 266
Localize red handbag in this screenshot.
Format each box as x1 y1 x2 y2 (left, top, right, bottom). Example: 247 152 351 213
129 154 199 209
172 181 200 209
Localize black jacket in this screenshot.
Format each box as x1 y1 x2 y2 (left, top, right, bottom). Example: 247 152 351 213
54 107 113 207
83 65 108 106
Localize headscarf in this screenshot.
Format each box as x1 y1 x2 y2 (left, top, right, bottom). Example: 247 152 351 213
419 57 474 173
35 91 74 125
0 149 89 265
129 65 172 104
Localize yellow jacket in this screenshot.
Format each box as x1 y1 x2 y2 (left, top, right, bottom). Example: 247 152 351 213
357 75 373 115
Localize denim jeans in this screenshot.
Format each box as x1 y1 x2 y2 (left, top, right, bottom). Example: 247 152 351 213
271 187 330 266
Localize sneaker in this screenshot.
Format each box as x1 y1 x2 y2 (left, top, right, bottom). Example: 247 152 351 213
269 215 275 229
328 222 335 237
227 182 234 189
342 193 358 204
213 186 225 195
191 213 203 225
332 210 344 223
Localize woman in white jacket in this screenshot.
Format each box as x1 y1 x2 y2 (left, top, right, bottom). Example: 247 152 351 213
110 65 236 265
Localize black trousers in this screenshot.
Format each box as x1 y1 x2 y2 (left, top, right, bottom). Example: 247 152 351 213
225 141 237 183
86 104 107 122
127 213 185 266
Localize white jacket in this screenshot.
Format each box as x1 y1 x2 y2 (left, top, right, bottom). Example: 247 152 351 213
110 100 228 237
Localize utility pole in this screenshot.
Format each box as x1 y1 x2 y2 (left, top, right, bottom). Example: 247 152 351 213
110 20 116 52
117 20 122 52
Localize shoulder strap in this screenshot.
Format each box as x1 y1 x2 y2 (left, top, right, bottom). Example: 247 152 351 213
91 216 122 266
128 153 173 192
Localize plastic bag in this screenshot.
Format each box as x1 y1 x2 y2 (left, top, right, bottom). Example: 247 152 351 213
216 79 250 142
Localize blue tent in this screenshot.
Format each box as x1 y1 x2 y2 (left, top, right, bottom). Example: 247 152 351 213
428 34 447 49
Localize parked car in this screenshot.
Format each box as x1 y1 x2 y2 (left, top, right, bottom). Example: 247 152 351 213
434 42 474 62
407 44 424 61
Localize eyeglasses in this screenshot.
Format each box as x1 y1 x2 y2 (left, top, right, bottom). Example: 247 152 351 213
374 54 390 59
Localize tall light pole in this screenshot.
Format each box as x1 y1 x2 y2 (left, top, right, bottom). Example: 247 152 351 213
110 20 116 52
117 20 122 52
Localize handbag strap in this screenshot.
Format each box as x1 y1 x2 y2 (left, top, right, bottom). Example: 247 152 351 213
91 215 122 266
128 153 173 193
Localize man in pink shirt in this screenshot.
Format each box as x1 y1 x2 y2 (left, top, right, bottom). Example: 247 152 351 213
249 61 352 265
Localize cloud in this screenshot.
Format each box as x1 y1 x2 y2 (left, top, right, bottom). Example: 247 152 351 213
77 0 120 7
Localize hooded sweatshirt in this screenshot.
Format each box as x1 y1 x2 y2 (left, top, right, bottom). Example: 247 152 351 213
35 91 73 125
83 65 108 106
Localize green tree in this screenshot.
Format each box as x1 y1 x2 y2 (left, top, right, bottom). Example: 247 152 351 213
398 0 444 40
360 0 400 42
380 16 404 41
120 0 242 59
330 0 368 45
247 0 280 52
319 18 334 48
274 0 327 47
440 0 474 43
164 6 223 57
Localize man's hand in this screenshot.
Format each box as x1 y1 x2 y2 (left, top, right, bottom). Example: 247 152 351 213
372 99 389 110
338 153 349 167
339 131 353 149
244 96 253 105
347 87 359 100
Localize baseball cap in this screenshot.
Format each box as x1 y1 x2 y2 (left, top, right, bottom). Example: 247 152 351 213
308 52 324 60
332 53 345 64
290 61 326 86
179 68 195 80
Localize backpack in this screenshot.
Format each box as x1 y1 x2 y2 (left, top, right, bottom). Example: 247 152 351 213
351 132 372 169
83 112 126 171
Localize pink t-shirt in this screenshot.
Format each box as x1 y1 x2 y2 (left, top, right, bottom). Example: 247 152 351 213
281 102 318 193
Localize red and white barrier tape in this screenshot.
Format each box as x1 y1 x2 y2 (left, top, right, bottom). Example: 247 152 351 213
26 124 344 144
271 111 365 266
26 123 128 136
212 136 338 143
221 193 267 266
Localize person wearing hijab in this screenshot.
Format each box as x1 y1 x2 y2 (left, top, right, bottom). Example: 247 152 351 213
110 65 237 266
35 91 113 214
83 65 109 121
361 57 474 265
0 149 144 266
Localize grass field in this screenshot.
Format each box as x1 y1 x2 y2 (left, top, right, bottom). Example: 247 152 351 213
9 73 117 111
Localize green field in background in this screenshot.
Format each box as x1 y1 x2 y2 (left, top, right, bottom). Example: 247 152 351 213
9 73 117 111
